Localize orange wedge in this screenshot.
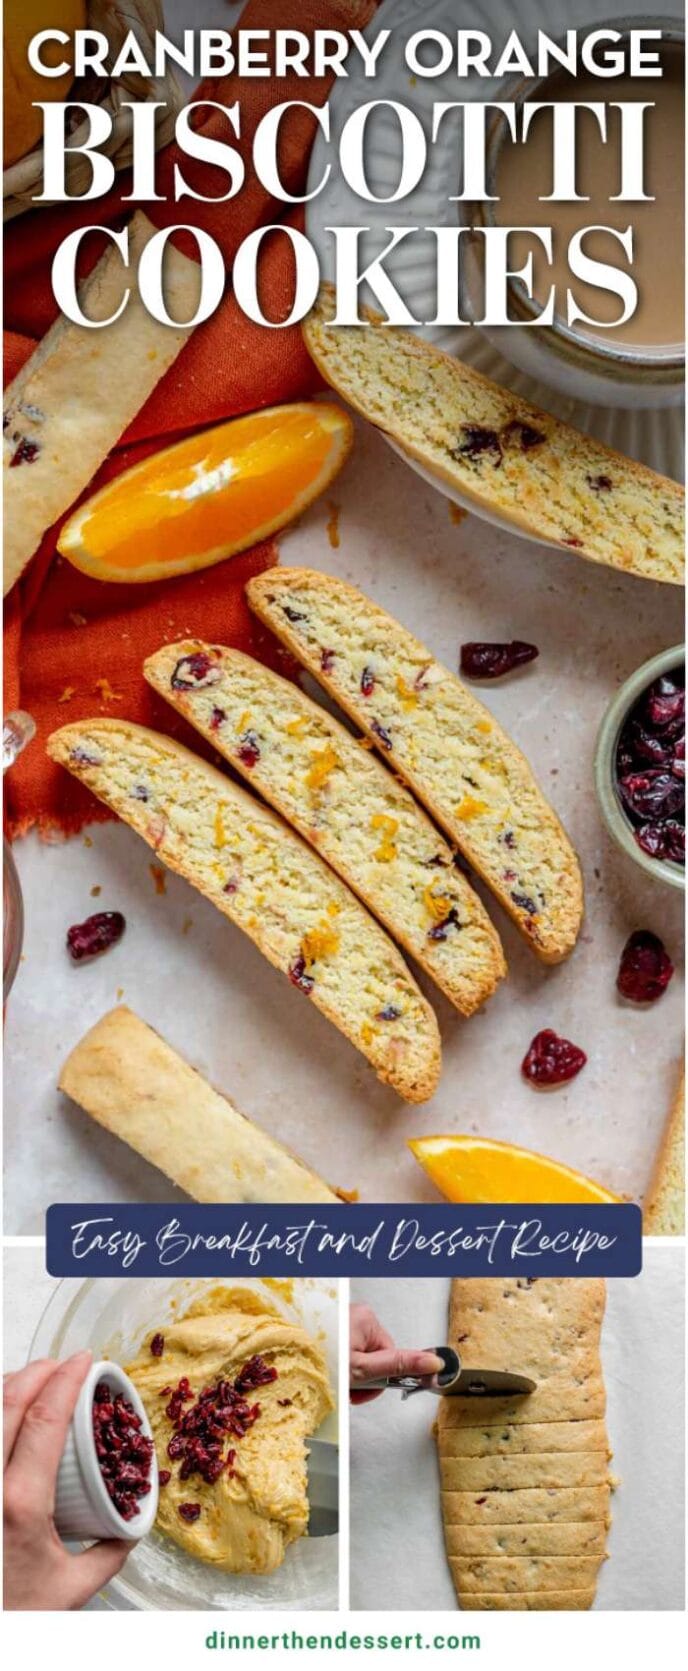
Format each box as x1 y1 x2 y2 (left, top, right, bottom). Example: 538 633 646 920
58 401 353 584
408 1135 622 1205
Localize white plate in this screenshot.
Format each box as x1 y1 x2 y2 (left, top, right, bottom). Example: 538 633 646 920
306 0 685 530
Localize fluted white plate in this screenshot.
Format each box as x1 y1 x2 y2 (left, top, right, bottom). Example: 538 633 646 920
306 0 684 541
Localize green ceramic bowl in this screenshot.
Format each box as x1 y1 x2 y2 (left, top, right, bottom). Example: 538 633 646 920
594 644 685 891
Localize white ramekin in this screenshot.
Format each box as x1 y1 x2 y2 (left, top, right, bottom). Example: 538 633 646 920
54 1360 159 1544
594 644 685 892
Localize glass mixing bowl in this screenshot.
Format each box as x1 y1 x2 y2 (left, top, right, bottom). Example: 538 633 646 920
31 1275 339 1612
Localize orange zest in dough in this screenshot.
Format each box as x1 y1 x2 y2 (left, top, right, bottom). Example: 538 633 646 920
306 745 339 791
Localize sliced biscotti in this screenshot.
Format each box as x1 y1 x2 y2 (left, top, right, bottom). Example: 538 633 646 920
437 1278 611 1611
460 1590 596 1610
440 1419 609 1457
144 640 506 1017
3 212 200 596
247 569 583 963
47 720 441 1103
303 286 684 586
439 1452 610 1492
644 1063 685 1235
59 1006 341 1204
449 1556 606 1595
441 1486 611 1526
445 1522 608 1557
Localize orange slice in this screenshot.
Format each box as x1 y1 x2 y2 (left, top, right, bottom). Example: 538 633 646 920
58 401 353 584
408 1135 622 1205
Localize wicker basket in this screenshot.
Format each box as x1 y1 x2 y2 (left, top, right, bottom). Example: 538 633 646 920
3 0 184 220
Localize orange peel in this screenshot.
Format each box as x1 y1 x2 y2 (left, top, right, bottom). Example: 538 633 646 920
408 1134 622 1205
58 401 353 584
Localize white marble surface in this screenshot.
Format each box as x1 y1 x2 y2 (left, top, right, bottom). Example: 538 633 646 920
350 1250 686 1611
4 417 684 1227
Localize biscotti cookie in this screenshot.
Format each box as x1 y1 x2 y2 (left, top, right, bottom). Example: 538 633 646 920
440 1419 609 1457
145 640 506 1016
446 1522 608 1558
3 212 200 596
439 1452 610 1492
437 1278 611 1612
59 1006 341 1204
303 286 684 587
247 569 583 963
440 1486 610 1526
644 1063 685 1235
449 1555 606 1595
462 1590 596 1611
48 720 441 1102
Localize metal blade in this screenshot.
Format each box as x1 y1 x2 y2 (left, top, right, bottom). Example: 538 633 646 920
442 1368 536 1397
306 1437 338 1537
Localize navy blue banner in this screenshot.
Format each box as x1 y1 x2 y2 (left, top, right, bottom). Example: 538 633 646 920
46 1203 641 1278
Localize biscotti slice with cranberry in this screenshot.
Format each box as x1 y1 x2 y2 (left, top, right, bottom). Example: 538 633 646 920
60 1006 342 1203
247 570 583 963
303 286 683 586
3 212 200 597
47 720 441 1103
144 641 506 1017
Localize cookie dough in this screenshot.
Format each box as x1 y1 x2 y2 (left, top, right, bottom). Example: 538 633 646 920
127 1287 334 1574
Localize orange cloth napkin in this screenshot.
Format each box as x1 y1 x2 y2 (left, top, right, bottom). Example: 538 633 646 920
3 0 375 838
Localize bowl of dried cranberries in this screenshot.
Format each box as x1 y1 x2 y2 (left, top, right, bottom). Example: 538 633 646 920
54 1360 158 1544
595 645 685 890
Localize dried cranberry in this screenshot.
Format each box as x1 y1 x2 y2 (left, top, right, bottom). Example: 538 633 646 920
150 1333 165 1358
171 653 220 691
460 641 539 680
210 707 226 732
278 1399 293 1408
320 648 336 673
371 720 393 751
235 1355 278 1392
501 419 545 452
289 955 314 994
66 911 125 962
511 892 540 917
618 771 684 822
629 724 674 767
428 907 461 942
662 820 685 862
9 437 40 466
586 473 613 492
237 730 261 769
454 425 502 466
158 1470 171 1486
70 746 102 768
361 666 376 697
132 784 150 801
178 1503 201 1523
284 606 307 623
522 1029 587 1088
92 1380 153 1521
376 1004 401 1021
617 931 674 1003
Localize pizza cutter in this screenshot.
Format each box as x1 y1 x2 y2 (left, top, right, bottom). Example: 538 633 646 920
353 1346 536 1401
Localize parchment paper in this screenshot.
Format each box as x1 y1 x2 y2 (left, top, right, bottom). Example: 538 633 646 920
4 422 684 1228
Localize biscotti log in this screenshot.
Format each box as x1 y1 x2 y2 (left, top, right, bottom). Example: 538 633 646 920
3 212 200 596
144 640 506 1017
247 568 583 963
644 1062 685 1235
47 719 441 1102
437 1278 611 1612
59 1006 341 1204
303 286 684 587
